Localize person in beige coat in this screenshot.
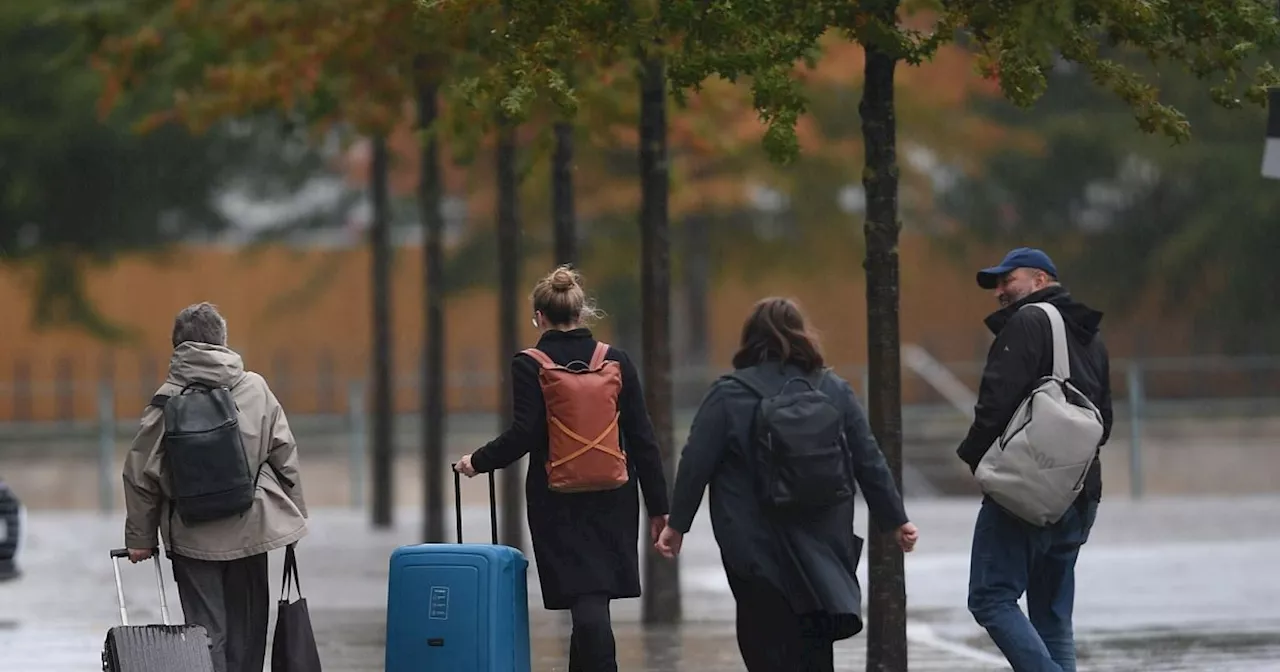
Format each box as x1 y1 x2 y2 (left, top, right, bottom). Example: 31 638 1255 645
122 302 308 672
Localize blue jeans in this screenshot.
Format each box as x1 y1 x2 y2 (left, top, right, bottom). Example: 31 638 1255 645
967 496 1098 672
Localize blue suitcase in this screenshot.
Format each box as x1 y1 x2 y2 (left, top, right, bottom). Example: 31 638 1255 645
385 466 531 672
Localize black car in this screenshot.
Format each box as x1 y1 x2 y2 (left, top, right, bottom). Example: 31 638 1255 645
0 479 22 581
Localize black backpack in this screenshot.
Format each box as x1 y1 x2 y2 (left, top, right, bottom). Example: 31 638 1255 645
151 382 256 525
726 367 854 510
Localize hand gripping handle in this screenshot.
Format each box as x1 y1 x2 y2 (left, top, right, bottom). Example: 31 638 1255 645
451 465 498 545
109 548 170 626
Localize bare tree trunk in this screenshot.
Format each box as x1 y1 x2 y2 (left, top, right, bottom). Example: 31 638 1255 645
418 75 447 544
369 135 394 528
496 119 524 550
682 213 710 397
638 53 681 625
860 33 907 672
552 120 577 266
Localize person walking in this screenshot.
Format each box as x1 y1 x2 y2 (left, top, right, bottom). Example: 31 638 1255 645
959 247 1113 671
655 297 919 672
455 266 670 672
122 302 309 672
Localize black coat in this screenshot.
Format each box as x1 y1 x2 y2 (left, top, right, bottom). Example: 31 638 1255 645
667 362 909 637
956 285 1114 502
470 328 670 610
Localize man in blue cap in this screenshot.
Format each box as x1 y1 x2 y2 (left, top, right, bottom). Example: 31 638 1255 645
958 247 1114 672
974 247 1059 305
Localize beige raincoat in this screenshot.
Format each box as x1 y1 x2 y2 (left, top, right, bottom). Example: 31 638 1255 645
122 342 308 561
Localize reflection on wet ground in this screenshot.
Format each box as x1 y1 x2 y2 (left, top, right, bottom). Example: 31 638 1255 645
8 499 1280 672
1074 628 1280 672
309 608 1280 672
7 609 1280 672
308 608 1005 672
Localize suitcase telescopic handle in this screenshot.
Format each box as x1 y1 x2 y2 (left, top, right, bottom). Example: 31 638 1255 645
451 464 498 545
109 547 170 626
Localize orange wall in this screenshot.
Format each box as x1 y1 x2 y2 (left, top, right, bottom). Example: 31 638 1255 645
0 235 1189 422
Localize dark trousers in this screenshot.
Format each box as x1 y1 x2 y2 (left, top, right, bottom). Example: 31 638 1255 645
968 496 1098 672
567 594 617 672
727 574 835 672
171 552 270 672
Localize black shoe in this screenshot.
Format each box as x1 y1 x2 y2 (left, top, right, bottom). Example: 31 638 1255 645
0 559 19 582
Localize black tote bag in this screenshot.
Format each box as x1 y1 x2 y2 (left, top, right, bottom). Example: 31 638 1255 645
272 543 323 672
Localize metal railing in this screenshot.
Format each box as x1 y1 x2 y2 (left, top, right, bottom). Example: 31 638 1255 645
6 352 1280 511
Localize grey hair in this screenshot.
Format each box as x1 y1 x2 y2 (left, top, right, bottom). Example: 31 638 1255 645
172 302 228 348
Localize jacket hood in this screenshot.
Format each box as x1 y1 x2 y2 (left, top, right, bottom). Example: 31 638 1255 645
984 285 1104 344
166 342 247 388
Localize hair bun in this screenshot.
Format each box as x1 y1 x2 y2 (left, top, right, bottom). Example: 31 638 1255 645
531 265 602 326
550 267 579 292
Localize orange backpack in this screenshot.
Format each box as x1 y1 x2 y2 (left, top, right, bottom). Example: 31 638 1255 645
521 342 629 493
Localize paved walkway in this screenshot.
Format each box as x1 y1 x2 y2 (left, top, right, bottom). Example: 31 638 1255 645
3 495 1280 671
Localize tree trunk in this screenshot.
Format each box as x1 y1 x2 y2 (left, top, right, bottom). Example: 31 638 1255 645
418 77 447 544
369 135 394 529
638 53 681 625
682 213 710 400
552 120 577 266
860 37 907 672
497 119 524 550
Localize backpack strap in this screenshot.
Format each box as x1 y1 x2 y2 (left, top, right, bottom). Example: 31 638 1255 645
1024 303 1071 380
727 366 831 398
808 368 831 392
589 341 610 369
521 348 557 369
179 381 214 394
149 394 171 408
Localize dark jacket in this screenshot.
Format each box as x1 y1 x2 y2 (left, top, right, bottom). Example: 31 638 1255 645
956 286 1113 502
470 328 670 610
668 361 909 637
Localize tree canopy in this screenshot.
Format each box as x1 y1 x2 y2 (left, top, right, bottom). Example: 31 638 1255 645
430 0 1280 162
1 0 293 337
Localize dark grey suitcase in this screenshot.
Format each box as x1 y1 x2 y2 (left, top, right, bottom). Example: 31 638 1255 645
102 548 215 672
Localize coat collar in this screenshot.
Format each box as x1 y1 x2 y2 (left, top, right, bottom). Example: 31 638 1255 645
983 286 1066 335
537 327 593 344
982 285 1104 342
166 342 247 388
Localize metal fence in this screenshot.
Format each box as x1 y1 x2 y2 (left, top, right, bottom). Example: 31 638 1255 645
7 352 1280 420
4 352 1280 512
7 347 1280 421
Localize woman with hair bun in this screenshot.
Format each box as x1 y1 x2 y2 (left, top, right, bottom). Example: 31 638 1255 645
456 265 670 672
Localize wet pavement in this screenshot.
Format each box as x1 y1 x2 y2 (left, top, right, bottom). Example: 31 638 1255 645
3 494 1280 671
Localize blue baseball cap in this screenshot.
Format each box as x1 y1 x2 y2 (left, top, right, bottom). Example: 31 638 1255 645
976 247 1058 289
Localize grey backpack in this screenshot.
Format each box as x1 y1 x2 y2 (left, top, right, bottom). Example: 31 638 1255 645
975 302 1104 526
